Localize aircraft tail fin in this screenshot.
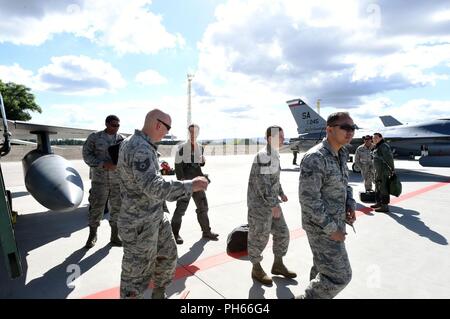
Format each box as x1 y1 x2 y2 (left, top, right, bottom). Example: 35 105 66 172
380 115 402 127
287 99 327 135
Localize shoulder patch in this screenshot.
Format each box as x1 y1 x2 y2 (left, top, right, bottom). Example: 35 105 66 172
134 158 151 172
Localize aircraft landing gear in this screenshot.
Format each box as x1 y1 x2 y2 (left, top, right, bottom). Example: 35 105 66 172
352 163 361 173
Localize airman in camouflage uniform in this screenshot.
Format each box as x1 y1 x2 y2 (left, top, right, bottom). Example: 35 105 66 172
171 124 218 245
117 109 209 299
297 112 357 299
247 126 296 286
371 133 394 213
354 136 374 191
82 115 124 248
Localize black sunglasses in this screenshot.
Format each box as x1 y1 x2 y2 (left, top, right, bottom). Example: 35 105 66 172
332 124 358 132
108 123 120 128
157 119 171 131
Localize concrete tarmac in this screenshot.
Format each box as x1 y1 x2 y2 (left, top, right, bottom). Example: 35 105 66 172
1 153 449 299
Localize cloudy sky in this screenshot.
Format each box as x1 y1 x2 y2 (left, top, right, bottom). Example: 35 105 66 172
1 0 450 139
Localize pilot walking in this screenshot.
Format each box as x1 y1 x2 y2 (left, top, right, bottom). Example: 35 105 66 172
296 112 356 299
354 135 374 192
116 110 209 298
82 115 124 248
171 124 219 244
247 126 296 285
371 133 394 213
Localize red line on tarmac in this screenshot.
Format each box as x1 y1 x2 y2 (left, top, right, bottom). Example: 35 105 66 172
180 290 190 299
83 180 450 299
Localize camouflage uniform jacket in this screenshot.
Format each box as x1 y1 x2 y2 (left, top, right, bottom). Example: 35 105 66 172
355 144 373 166
82 130 124 183
247 145 285 209
299 138 356 235
117 130 193 225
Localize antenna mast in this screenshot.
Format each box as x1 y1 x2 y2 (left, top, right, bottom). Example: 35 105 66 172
187 73 194 128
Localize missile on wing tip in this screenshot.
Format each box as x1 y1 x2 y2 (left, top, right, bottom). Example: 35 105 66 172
24 154 84 212
419 155 450 168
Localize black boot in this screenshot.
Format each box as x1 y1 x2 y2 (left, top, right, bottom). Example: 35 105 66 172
202 230 219 240
370 203 381 209
85 226 97 249
375 204 389 213
110 224 122 247
197 212 218 240
171 222 184 245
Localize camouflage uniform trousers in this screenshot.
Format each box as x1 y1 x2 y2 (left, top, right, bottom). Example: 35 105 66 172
360 163 374 191
88 181 121 227
247 207 290 264
119 213 177 299
303 229 352 299
375 169 390 204
172 191 211 232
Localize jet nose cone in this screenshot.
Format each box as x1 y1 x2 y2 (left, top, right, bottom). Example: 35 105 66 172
24 155 84 212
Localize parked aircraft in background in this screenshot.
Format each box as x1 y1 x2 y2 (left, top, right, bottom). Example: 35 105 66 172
379 115 403 127
158 134 182 145
287 98 450 168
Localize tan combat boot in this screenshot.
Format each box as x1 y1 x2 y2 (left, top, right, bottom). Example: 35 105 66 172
251 262 273 285
271 256 297 279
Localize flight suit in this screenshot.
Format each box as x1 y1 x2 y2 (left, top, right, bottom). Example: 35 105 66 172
291 141 300 165
372 139 394 205
171 141 216 238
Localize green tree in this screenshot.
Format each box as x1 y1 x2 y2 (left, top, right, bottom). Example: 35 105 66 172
0 79 42 121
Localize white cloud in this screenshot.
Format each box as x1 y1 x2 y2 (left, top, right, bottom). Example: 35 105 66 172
196 0 450 110
26 92 450 141
135 69 168 86
1 56 126 95
27 92 296 140
0 0 184 54
36 55 126 95
0 63 35 87
29 96 189 138
3 0 450 139
433 10 450 22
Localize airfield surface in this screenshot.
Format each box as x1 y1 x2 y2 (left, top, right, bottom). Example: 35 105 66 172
1 152 449 299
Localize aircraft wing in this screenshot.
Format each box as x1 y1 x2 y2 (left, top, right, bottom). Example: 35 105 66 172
383 132 450 140
1 119 97 140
